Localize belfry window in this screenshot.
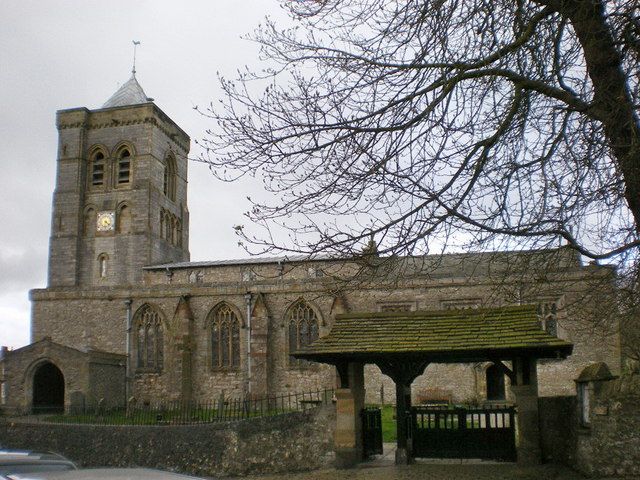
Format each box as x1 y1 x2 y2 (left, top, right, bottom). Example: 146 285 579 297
287 300 319 367
135 304 164 371
163 154 177 201
117 149 131 184
91 152 105 186
209 303 241 369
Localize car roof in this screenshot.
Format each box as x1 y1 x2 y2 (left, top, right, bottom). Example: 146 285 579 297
4 468 208 480
0 452 69 463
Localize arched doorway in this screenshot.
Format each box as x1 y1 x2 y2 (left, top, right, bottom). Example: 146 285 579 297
486 364 506 401
32 362 65 413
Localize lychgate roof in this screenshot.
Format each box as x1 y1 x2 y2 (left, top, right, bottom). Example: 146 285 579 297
103 74 150 108
294 305 573 363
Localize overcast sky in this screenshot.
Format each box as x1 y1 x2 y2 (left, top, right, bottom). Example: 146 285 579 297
0 1 291 349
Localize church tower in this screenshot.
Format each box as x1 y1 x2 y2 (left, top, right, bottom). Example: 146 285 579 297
48 75 190 287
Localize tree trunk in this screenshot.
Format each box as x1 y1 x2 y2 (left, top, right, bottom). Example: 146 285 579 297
559 0 640 232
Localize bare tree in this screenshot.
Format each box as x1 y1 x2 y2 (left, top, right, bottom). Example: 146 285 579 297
200 0 640 266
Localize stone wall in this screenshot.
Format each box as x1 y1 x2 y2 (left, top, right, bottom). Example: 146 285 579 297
539 396 577 466
538 375 640 478
19 247 621 412
0 405 335 478
27 253 620 407
574 375 640 478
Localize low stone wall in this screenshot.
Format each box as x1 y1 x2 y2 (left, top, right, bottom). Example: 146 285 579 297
0 405 335 477
575 376 640 478
538 375 640 478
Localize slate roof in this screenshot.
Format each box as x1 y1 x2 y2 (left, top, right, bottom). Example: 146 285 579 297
294 305 573 363
103 74 150 108
144 247 582 272
144 254 331 270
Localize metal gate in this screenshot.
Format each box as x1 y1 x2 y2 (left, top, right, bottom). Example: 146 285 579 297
361 407 383 457
410 405 516 461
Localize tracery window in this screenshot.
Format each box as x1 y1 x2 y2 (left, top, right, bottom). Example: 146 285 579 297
208 303 241 369
537 300 559 337
91 151 105 187
287 300 319 367
116 149 131 185
135 304 164 371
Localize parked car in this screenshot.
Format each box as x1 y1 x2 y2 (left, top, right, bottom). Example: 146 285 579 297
3 468 208 479
0 450 77 477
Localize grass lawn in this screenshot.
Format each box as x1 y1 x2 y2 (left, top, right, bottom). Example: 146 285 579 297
380 404 397 442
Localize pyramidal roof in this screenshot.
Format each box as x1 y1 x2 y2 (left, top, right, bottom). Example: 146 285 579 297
102 74 151 108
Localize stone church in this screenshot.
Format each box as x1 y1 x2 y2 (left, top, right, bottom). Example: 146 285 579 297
0 75 622 414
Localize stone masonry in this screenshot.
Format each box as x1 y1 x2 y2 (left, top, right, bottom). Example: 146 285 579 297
0 76 622 415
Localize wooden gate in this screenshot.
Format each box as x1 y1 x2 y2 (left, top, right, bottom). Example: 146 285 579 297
410 405 516 461
361 407 383 457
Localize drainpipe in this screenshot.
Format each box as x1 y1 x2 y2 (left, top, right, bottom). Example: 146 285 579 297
244 292 253 397
124 299 133 403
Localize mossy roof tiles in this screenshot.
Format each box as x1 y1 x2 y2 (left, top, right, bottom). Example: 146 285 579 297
294 305 573 363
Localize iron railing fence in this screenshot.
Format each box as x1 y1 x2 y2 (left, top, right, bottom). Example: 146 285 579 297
1 388 335 426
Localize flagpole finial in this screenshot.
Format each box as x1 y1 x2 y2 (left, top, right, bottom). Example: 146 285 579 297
132 40 141 76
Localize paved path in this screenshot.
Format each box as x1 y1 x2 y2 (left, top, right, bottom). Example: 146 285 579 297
231 463 587 480
227 444 591 480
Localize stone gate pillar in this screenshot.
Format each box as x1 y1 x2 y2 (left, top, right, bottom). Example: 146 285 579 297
511 356 541 465
334 362 365 468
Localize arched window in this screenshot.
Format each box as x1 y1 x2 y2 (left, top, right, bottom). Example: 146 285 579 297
164 212 172 241
97 253 108 278
116 149 131 185
486 364 506 401
208 303 241 369
163 154 177 201
117 204 132 234
176 219 182 247
287 300 319 367
135 304 164 371
160 209 165 238
90 151 105 187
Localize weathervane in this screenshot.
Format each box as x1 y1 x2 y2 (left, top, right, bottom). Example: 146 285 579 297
132 40 141 76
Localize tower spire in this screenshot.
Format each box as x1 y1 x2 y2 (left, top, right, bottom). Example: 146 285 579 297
132 40 141 76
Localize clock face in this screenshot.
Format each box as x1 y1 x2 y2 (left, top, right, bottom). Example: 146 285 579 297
96 211 115 232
